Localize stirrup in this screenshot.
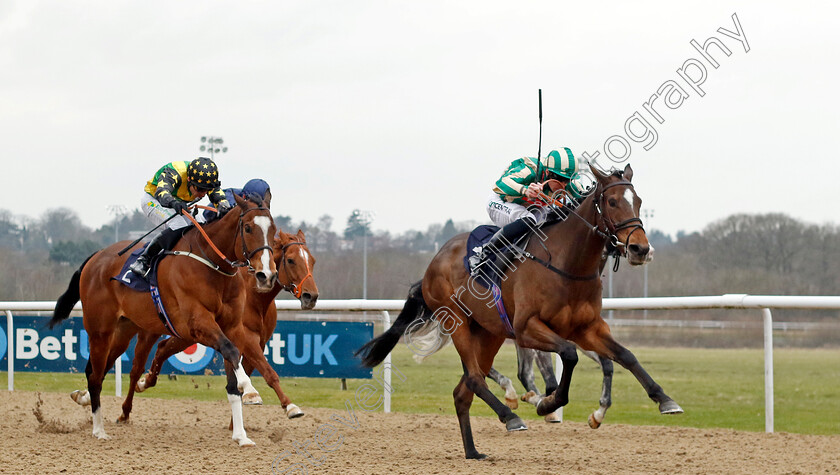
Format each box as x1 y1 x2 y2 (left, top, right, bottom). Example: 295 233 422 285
129 259 150 279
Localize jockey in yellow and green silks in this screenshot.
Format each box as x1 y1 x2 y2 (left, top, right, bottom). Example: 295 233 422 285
130 157 232 279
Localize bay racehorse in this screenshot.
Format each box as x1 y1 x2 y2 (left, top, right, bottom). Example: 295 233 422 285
357 164 682 459
114 229 318 426
50 194 278 446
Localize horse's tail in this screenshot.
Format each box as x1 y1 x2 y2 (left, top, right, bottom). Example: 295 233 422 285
48 253 96 329
410 323 452 364
355 280 432 367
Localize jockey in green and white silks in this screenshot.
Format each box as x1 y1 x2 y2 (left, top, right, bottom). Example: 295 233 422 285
473 148 586 275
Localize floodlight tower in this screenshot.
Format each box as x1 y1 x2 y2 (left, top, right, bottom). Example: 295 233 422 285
200 136 228 160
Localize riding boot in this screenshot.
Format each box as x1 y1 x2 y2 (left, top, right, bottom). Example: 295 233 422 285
129 228 183 279
471 217 537 276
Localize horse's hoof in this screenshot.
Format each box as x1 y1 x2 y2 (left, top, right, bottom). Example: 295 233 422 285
466 452 488 460
235 437 256 447
242 392 263 405
93 430 111 440
660 400 684 415
588 413 601 429
544 410 562 423
136 377 147 393
116 415 130 424
286 404 304 419
504 397 519 410
521 391 542 407
505 417 528 432
70 390 91 406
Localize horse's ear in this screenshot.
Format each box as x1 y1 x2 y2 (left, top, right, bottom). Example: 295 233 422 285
591 164 609 183
297 229 306 243
263 190 272 209
234 193 248 209
623 164 633 181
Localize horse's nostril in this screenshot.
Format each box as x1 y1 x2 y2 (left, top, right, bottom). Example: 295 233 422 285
628 244 649 256
301 293 312 301
255 272 268 282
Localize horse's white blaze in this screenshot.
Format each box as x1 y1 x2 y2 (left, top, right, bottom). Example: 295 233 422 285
253 216 273 281
623 188 636 213
227 393 255 447
92 407 109 440
298 247 311 272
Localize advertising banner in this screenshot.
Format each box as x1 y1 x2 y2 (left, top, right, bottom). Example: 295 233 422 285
0 316 373 379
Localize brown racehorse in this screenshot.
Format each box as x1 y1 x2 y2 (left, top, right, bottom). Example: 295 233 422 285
50 194 278 446
357 164 682 459
114 229 318 426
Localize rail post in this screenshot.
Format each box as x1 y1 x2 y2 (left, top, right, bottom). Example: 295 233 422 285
5 311 12 391
762 308 774 433
382 310 392 413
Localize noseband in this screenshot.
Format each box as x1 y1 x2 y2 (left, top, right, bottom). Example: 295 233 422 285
278 241 314 299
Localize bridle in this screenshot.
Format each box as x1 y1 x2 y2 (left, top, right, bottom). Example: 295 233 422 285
592 180 645 261
179 204 274 275
277 240 314 299
516 174 646 279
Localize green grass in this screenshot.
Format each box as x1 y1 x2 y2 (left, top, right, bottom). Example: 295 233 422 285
4 345 839 435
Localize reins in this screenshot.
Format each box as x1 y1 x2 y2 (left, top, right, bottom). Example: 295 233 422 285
517 175 645 279
178 204 273 274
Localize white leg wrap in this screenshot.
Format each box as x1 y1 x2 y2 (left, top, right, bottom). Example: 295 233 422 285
228 393 255 447
92 407 110 440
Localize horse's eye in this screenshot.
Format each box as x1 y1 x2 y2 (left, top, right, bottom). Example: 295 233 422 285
287 259 295 265
608 199 617 207
244 225 252 233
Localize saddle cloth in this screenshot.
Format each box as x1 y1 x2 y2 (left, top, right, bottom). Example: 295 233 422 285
462 225 516 337
112 245 182 338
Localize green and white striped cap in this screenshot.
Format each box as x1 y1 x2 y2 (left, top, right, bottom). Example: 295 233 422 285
542 148 577 179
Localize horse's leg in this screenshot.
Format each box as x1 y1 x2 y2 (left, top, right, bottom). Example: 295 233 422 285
516 345 540 394
190 317 256 447
118 331 160 423
487 367 518 409
86 330 114 440
453 328 527 430
515 317 578 416
533 349 563 423
227 324 302 419
580 322 682 415
453 373 484 460
138 336 191 392
71 318 135 409
581 349 613 429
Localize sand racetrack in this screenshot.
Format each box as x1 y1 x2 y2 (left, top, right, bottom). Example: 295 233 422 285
1 390 837 474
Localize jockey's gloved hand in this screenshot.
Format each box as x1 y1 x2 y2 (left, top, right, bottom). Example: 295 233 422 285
217 200 233 217
170 201 188 216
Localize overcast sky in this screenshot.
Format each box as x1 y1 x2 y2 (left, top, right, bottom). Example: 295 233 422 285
1 1 837 237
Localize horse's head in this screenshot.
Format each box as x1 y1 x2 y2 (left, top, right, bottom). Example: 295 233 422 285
274 229 318 310
592 164 652 266
233 193 277 292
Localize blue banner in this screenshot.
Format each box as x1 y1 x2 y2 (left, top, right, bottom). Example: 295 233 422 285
0 316 373 379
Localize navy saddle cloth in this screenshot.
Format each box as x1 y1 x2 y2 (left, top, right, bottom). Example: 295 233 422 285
112 244 163 291
463 224 507 290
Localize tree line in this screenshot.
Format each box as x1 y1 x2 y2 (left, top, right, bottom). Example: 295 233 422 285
1 208 838 322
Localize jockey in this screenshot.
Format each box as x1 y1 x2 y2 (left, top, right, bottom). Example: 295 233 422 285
473 148 587 274
201 178 271 222
129 157 232 278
